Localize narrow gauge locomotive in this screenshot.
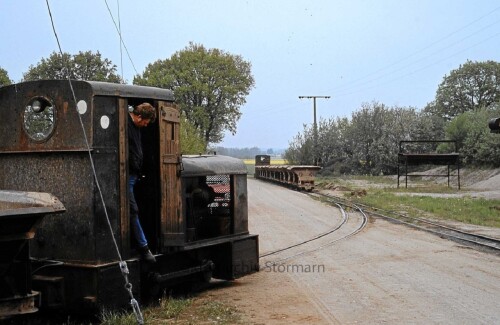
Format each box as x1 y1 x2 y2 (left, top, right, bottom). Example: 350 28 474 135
254 155 321 191
0 80 258 317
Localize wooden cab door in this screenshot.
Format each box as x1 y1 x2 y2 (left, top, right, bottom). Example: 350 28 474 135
157 101 184 248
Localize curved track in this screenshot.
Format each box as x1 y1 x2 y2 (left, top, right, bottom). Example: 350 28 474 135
259 198 368 268
205 178 500 325
317 192 500 255
259 202 348 258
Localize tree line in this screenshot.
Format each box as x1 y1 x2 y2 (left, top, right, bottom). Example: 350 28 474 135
0 44 254 155
2 49 499 173
284 60 500 175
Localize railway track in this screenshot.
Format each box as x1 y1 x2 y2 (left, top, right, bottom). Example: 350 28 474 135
316 192 500 255
259 199 368 268
257 180 499 272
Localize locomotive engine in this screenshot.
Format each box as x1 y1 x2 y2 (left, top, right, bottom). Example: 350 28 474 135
0 80 258 317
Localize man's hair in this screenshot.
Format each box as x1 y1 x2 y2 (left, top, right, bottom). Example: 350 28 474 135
133 103 156 122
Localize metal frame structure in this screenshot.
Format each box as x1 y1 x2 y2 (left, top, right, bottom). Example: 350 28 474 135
397 140 460 189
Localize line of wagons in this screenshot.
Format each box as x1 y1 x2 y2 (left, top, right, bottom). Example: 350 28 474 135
253 155 322 191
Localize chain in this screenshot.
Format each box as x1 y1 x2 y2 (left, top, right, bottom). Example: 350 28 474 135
120 262 144 324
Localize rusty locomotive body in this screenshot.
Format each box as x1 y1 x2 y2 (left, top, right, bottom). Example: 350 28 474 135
254 155 321 191
0 80 258 318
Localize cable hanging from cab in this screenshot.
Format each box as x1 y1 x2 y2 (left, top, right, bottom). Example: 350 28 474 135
44 1 144 323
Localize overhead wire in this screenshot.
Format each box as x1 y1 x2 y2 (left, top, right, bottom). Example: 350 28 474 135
334 30 500 99
44 1 144 323
103 0 139 77
315 5 500 101
250 5 500 125
117 0 124 83
328 5 500 95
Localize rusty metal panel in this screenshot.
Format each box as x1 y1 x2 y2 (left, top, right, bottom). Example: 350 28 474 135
231 236 259 278
92 152 121 262
0 190 64 317
0 153 97 261
398 153 460 165
96 261 140 310
0 93 122 263
91 96 121 262
0 81 121 262
233 175 248 235
0 80 94 152
0 292 39 318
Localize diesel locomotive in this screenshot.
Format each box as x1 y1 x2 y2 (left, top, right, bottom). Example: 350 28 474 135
0 80 258 318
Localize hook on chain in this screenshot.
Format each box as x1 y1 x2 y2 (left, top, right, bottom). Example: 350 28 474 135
130 298 144 325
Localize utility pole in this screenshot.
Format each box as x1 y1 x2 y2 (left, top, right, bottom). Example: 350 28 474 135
299 95 330 166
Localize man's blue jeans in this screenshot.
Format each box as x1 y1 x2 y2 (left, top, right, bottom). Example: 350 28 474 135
129 174 148 248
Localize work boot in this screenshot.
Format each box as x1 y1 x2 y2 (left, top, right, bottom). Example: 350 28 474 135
139 245 156 263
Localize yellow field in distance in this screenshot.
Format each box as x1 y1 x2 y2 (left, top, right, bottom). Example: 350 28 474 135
243 158 286 165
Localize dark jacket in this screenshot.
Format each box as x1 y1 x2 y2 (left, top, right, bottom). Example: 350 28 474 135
128 114 143 175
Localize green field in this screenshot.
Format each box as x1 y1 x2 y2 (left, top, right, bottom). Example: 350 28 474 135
315 175 500 228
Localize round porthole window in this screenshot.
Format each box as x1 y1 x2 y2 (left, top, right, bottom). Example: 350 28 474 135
23 97 56 142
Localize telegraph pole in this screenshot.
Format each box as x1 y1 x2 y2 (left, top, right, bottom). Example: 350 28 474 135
299 95 330 166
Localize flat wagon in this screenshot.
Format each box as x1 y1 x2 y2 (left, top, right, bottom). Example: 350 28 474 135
254 155 321 191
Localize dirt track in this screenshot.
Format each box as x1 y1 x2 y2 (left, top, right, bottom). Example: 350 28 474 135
200 178 500 324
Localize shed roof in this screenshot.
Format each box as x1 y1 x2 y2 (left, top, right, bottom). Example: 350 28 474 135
181 155 247 177
1 80 174 101
86 81 174 101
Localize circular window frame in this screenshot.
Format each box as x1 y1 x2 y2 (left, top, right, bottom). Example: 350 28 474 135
23 96 57 143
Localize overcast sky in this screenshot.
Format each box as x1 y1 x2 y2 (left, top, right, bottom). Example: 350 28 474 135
2 1 500 149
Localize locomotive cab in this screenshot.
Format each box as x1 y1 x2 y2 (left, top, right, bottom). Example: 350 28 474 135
0 80 258 315
182 155 249 242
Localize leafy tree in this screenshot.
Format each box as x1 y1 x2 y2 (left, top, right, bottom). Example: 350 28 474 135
426 60 500 120
0 67 12 87
413 111 446 142
445 107 500 166
23 51 122 82
316 118 337 167
346 102 393 174
285 101 448 175
134 42 255 145
284 124 314 165
180 115 207 154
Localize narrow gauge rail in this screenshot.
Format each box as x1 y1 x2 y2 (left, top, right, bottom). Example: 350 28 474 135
318 192 500 255
260 200 368 268
254 155 322 191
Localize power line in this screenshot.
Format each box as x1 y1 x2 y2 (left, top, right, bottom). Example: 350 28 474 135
103 0 139 78
117 0 124 83
325 5 500 96
334 30 500 100
299 96 330 165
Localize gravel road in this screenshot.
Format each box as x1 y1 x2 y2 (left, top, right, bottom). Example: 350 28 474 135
201 178 500 324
